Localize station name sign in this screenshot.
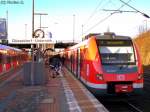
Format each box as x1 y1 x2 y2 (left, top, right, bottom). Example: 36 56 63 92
8 29 54 44
9 38 53 44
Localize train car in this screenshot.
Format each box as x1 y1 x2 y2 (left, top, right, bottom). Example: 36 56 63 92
63 32 143 95
0 44 29 75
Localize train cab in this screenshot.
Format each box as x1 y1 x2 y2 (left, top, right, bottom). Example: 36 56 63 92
63 32 143 95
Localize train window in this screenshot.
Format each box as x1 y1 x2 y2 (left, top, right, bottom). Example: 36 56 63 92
98 40 135 65
3 55 11 63
0 54 2 63
7 56 11 63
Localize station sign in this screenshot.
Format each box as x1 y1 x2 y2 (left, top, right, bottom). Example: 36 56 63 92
0 18 7 39
8 29 54 44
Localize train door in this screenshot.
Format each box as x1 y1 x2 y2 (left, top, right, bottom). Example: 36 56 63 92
74 50 77 75
67 51 70 69
68 51 72 70
0 53 3 73
72 50 76 75
83 47 88 82
71 51 74 72
77 48 81 79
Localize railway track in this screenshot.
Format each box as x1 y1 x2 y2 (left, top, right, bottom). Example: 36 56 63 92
95 70 150 112
97 95 144 112
0 67 22 84
124 101 143 112
0 71 13 83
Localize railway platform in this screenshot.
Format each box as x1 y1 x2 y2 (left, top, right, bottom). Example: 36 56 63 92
0 65 109 112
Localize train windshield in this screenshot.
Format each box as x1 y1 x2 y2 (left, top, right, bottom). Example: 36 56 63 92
98 40 135 65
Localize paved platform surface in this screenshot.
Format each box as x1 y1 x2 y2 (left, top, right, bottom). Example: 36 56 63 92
39 67 109 112
0 66 109 112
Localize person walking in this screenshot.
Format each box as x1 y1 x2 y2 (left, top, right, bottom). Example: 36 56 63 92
49 54 62 78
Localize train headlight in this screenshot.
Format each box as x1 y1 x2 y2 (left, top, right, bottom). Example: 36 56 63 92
96 74 103 80
138 74 143 80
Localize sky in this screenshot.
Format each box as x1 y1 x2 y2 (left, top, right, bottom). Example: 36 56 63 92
0 0 150 43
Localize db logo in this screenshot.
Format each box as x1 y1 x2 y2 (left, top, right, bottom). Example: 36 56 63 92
117 75 125 80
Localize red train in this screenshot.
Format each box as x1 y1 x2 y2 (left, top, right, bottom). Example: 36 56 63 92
63 32 143 95
0 44 29 75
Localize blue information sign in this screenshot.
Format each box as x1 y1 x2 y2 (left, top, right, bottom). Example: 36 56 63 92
0 18 7 39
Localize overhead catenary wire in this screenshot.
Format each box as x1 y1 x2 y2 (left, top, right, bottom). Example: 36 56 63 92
83 0 132 35
83 14 113 34
102 9 137 13
83 0 104 26
118 0 132 10
119 0 150 18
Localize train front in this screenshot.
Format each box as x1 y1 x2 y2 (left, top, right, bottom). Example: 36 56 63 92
96 34 143 94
